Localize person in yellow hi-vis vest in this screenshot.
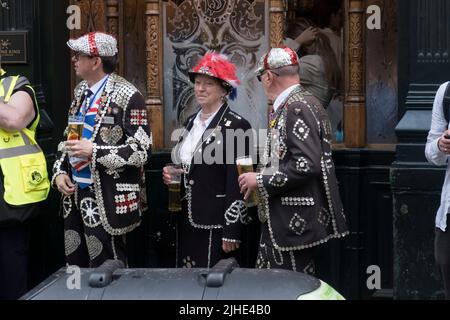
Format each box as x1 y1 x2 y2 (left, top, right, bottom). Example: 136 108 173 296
0 57 50 300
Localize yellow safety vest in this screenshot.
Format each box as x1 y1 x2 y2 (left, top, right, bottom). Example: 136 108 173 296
0 75 50 205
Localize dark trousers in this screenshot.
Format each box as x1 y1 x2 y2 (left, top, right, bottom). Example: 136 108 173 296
256 223 315 274
435 226 450 299
255 241 315 275
0 223 30 300
64 186 127 268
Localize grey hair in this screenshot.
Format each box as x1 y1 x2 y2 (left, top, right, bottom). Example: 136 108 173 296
275 65 300 77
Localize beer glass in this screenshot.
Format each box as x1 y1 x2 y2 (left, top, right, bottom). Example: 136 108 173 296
67 115 84 141
236 156 259 207
167 163 182 212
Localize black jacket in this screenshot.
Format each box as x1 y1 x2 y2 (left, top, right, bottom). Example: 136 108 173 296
52 74 152 236
173 103 252 242
257 85 348 250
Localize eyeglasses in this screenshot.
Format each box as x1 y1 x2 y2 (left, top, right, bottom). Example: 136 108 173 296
72 52 95 61
257 70 280 82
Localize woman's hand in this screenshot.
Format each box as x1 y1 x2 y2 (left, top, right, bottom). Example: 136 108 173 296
222 240 240 253
162 166 172 186
162 166 184 186
238 172 257 201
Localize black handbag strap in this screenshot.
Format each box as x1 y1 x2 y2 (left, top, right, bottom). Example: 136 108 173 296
443 82 450 125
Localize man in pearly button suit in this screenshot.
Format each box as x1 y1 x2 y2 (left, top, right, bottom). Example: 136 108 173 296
239 47 348 274
53 32 152 267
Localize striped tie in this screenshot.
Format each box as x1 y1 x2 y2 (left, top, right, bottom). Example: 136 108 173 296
71 89 97 189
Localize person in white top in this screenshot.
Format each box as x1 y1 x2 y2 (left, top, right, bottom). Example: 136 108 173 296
425 81 450 299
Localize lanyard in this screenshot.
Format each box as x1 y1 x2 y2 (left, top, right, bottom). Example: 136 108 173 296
81 76 109 116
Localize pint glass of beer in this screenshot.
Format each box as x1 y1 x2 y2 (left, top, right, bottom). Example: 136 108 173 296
236 156 259 207
67 115 84 141
167 163 182 212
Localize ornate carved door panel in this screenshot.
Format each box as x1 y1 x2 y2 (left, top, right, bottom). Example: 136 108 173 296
162 0 269 146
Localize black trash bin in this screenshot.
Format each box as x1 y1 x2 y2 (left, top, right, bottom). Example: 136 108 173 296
22 258 344 300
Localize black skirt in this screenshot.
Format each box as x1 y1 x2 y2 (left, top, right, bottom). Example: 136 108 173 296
175 208 240 269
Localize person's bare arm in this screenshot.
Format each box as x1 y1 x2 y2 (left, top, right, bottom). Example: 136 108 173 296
0 90 35 131
295 27 318 47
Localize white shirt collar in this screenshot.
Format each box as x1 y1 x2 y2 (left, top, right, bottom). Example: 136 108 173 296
179 105 222 164
273 84 299 113
193 105 222 128
88 75 109 95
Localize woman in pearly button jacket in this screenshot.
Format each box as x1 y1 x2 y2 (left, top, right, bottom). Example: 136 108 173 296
163 52 255 268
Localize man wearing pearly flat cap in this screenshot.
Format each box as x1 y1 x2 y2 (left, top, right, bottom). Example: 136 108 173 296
53 32 152 268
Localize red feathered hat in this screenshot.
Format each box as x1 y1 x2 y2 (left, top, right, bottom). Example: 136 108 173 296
189 51 240 90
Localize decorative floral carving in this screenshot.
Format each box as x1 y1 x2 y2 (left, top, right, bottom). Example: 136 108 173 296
0 0 9 10
146 14 160 97
164 0 269 134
